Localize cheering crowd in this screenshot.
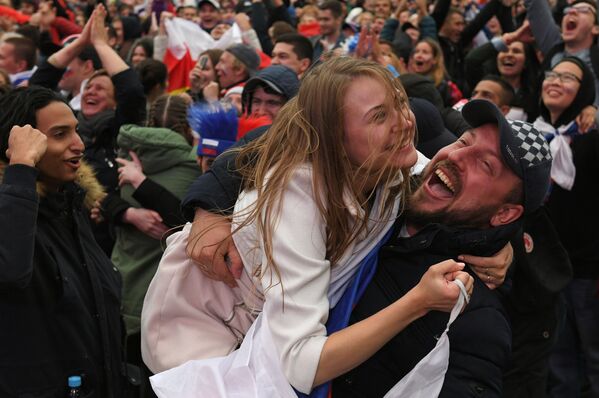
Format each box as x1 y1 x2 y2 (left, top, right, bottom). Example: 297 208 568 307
0 0 597 396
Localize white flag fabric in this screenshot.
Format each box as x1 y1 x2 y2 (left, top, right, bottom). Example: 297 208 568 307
383 279 469 398
165 17 242 61
150 311 297 398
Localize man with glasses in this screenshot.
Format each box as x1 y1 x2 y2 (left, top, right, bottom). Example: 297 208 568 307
522 0 599 130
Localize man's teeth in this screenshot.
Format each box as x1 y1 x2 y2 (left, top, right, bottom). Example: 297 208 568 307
435 169 455 193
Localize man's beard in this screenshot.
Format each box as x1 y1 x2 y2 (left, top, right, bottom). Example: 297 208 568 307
404 163 498 230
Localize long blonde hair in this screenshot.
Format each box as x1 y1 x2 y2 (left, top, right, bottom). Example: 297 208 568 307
232 57 415 284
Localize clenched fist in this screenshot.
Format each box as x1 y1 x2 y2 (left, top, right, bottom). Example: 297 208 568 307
6 125 48 167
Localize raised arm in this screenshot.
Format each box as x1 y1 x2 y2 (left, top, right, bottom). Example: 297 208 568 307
90 5 129 76
524 0 562 55
0 126 47 289
460 0 506 47
29 8 94 89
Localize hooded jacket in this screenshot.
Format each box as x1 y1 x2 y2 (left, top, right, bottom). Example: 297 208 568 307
333 219 520 398
0 161 125 397
540 57 599 278
111 125 201 335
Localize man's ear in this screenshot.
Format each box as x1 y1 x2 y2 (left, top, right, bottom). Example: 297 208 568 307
299 58 311 75
592 24 599 36
83 60 94 75
15 59 27 73
500 104 511 116
490 204 524 227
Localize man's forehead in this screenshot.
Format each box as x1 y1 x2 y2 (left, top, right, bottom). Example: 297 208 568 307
460 125 501 147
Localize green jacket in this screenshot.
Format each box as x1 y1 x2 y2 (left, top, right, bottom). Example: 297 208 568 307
111 124 201 335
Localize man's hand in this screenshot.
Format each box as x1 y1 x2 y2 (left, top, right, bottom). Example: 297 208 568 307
123 207 169 240
460 242 513 289
6 125 47 167
186 208 243 288
234 13 252 32
575 105 596 133
502 19 534 46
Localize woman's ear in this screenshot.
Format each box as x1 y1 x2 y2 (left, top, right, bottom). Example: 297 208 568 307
490 204 524 227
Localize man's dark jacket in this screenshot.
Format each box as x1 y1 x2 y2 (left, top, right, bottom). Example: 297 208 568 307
0 164 125 397
332 220 519 397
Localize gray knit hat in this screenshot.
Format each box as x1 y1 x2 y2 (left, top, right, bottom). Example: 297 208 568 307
226 44 260 75
462 99 552 213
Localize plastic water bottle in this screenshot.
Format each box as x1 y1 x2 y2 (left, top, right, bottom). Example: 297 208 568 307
67 376 81 398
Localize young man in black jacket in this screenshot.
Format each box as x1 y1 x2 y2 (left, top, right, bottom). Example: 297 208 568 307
0 87 125 397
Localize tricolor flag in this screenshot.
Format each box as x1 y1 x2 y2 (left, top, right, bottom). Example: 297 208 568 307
163 17 242 93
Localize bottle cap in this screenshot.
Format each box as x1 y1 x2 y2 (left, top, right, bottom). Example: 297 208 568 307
68 375 82 388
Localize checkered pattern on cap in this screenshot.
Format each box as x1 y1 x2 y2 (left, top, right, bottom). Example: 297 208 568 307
508 120 552 168
461 99 553 213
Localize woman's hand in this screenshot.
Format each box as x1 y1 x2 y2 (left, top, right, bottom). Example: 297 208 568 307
462 243 513 289
203 81 220 102
116 150 146 189
575 105 597 133
90 4 109 47
123 207 169 240
159 11 174 36
413 260 474 313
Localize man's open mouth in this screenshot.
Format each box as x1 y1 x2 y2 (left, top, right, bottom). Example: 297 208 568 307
427 165 459 198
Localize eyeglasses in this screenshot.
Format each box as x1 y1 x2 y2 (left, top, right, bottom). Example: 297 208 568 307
564 5 597 15
544 70 582 84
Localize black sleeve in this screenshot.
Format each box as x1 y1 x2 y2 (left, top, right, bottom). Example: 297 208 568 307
132 178 185 227
38 31 63 59
0 164 40 289
442 107 471 136
464 42 499 90
250 2 273 54
496 1 516 33
431 0 451 32
380 18 400 42
181 126 269 221
100 192 131 226
111 68 147 135
460 0 505 47
269 3 293 25
28 59 66 91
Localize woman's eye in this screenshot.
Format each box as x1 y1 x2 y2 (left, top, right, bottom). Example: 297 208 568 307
372 111 387 123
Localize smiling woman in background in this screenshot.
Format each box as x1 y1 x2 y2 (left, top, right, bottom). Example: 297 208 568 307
533 56 599 397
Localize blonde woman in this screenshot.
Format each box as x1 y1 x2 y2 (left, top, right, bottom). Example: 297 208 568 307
142 57 473 395
408 38 463 106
